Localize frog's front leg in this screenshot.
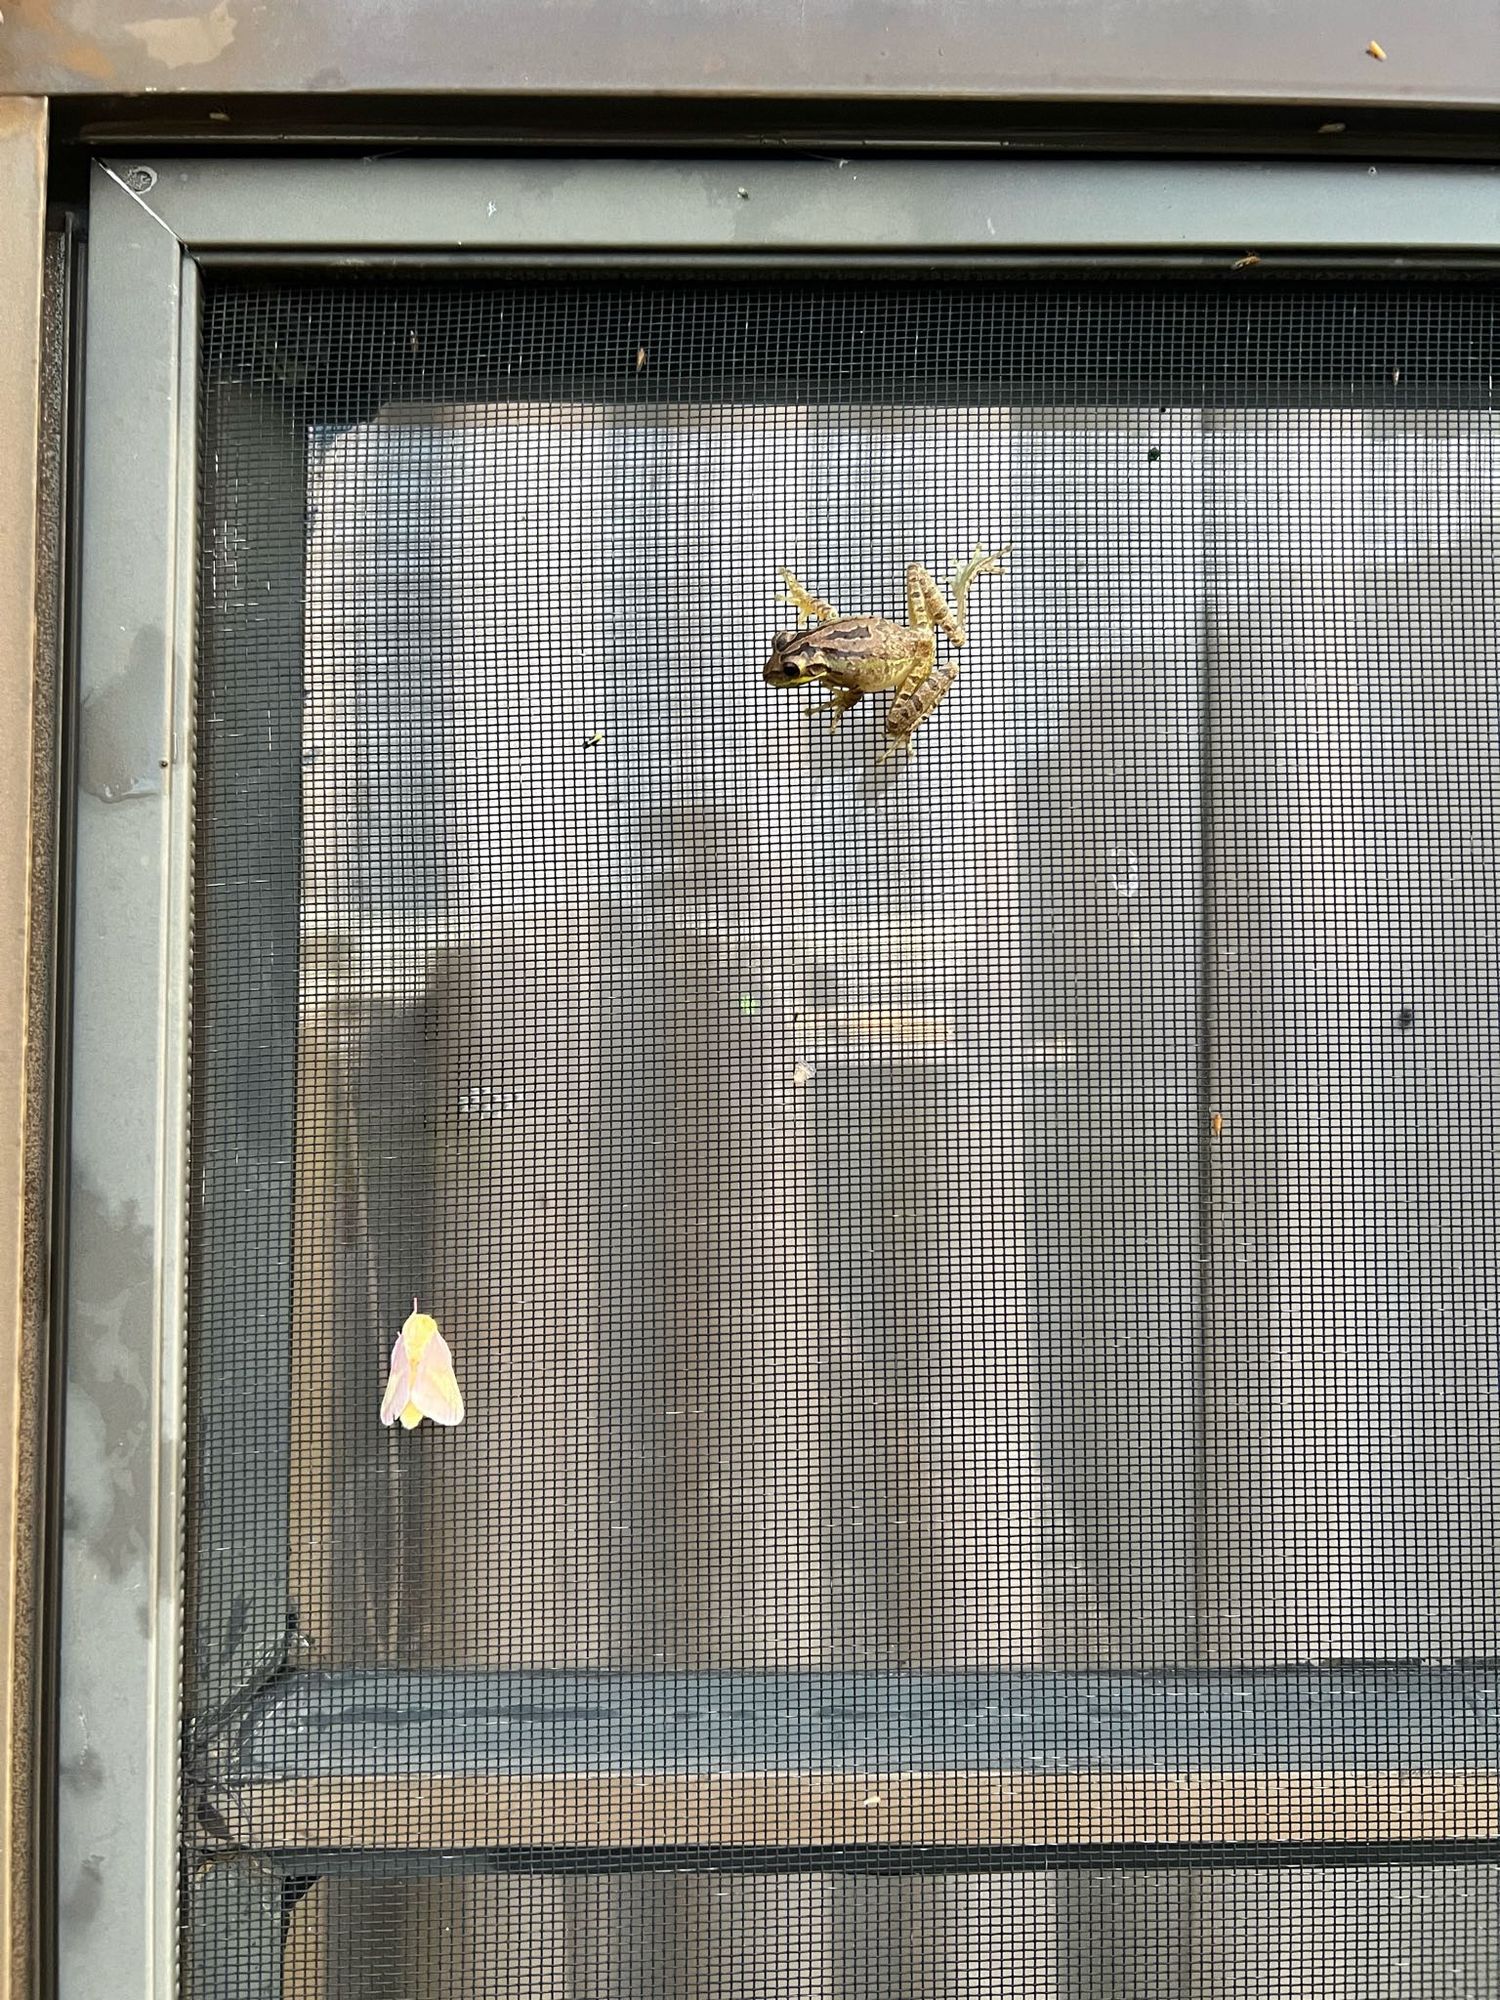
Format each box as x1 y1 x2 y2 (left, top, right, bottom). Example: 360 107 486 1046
778 568 839 628
807 686 863 732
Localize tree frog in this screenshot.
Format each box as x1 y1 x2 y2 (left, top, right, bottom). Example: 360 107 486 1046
762 545 1005 762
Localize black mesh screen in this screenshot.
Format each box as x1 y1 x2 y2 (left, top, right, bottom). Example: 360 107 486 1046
186 275 1500 1997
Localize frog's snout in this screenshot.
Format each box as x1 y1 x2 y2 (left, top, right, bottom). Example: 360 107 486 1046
764 643 822 687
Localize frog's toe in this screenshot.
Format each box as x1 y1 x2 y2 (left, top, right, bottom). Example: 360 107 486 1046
807 688 861 731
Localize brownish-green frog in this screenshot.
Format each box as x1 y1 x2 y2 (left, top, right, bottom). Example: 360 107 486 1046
763 545 1004 762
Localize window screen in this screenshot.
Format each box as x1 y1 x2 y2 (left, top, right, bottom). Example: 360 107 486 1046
186 276 1500 1997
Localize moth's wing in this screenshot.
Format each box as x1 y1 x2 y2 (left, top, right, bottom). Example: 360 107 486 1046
380 1337 413 1427
410 1327 465 1426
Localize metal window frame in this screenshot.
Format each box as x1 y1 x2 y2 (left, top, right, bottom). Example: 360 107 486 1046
59 152 1500 2000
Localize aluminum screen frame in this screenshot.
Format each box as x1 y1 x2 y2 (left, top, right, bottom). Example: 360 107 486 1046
58 154 1500 2000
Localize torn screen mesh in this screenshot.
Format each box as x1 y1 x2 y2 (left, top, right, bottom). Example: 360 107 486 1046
186 276 1500 1997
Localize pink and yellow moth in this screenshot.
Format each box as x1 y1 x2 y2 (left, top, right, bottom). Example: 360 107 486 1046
380 1298 465 1429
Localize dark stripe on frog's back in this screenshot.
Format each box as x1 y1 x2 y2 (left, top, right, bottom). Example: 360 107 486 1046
812 615 920 692
815 617 914 658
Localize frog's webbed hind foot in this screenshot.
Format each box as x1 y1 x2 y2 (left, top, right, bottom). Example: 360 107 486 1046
951 543 1008 597
778 567 839 628
940 543 1008 646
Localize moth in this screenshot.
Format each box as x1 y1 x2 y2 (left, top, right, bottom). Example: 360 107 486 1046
380 1299 465 1429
